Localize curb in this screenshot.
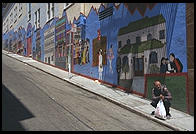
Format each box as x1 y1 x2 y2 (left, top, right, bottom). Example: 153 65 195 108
3 52 186 131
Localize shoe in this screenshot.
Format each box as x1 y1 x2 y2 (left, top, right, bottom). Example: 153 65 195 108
151 111 155 115
166 113 171 119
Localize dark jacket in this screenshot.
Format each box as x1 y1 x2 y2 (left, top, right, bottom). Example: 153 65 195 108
152 85 172 102
160 64 167 73
169 61 177 73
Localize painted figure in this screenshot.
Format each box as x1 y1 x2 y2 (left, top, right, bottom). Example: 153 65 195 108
160 57 167 73
165 58 173 73
86 46 89 63
97 29 101 40
169 53 183 73
107 44 114 74
98 49 103 80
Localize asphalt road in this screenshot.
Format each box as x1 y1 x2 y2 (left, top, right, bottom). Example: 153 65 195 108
2 54 172 131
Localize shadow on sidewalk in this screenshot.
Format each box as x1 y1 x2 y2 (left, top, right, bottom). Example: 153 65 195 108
2 84 35 131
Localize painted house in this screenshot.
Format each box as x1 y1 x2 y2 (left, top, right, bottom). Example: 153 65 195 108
117 14 166 81
26 23 33 57
12 31 18 53
55 16 67 69
44 22 55 65
17 27 25 55
35 29 41 61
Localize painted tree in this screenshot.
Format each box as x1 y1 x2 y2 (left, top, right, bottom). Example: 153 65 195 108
116 56 122 85
122 56 129 80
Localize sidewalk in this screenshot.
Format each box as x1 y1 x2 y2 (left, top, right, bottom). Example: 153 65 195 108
3 50 194 131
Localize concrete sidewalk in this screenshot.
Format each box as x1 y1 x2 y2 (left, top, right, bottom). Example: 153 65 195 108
2 50 194 131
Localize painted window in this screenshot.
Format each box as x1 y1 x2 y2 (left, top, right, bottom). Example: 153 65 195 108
136 36 141 44
34 11 37 29
19 3 22 17
14 6 17 23
47 3 54 21
28 3 31 21
38 8 40 27
34 8 40 30
48 57 50 64
159 30 165 39
118 41 122 48
51 3 54 18
127 39 130 44
48 3 50 20
149 51 158 64
10 12 13 28
147 33 152 41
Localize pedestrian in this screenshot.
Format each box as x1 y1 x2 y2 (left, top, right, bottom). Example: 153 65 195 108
150 80 172 119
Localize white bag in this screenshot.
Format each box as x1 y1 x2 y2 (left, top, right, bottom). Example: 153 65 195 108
155 100 166 120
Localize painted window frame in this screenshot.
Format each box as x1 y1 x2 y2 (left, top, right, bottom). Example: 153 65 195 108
34 8 41 30
127 39 131 44
18 3 22 18
38 8 40 28
147 33 152 41
159 30 165 40
149 51 158 64
47 3 55 22
34 11 37 29
136 36 141 44
10 12 13 28
14 6 17 23
28 3 31 21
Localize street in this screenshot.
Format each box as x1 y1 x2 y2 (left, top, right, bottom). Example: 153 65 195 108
2 54 172 131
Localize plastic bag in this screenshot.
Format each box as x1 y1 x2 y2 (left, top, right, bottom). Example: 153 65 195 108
155 100 166 120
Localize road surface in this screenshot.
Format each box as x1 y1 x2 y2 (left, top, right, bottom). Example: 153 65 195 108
2 54 172 131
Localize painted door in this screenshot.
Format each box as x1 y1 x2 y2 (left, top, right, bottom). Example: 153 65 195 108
27 37 32 57
134 57 144 76
48 57 50 64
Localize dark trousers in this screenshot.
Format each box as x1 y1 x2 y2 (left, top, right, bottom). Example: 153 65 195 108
151 99 171 115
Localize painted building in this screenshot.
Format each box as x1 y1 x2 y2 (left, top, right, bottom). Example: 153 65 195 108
55 16 67 68
44 20 56 65
117 14 167 81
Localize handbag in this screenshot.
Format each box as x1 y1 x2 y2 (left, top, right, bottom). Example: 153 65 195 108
155 100 166 120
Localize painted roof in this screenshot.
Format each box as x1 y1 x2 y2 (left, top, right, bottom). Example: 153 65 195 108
118 14 165 36
119 39 165 54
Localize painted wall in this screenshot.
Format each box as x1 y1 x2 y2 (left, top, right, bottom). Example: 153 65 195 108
2 3 190 114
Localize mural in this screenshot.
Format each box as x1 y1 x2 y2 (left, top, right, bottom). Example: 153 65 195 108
92 32 107 66
44 19 56 65
17 27 26 55
35 29 41 61
55 16 67 69
2 3 189 113
26 23 32 57
117 14 167 91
